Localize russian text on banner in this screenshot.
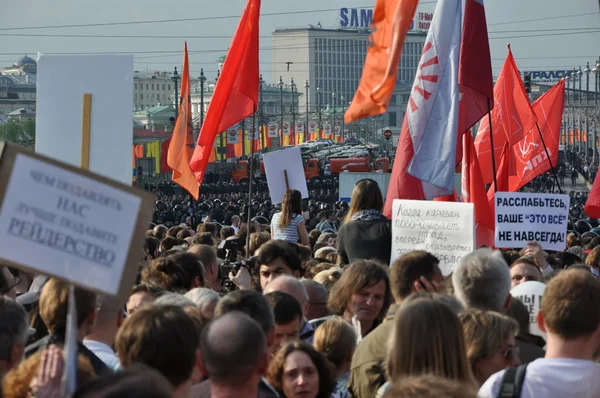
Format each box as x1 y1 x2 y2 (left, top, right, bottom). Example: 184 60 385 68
495 192 570 251
391 199 474 276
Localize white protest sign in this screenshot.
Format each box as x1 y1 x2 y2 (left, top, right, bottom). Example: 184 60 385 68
511 281 547 342
495 192 570 251
391 199 474 276
263 147 309 204
36 55 133 184
0 144 155 300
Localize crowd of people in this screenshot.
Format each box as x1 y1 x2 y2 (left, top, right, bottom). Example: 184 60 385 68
1 176 600 398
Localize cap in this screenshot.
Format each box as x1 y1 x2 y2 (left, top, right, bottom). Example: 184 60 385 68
16 275 49 307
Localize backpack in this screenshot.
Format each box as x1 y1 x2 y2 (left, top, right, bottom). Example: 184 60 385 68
497 364 528 398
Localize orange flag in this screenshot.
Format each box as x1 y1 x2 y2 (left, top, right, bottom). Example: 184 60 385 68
474 46 537 184
190 0 260 185
510 79 565 191
462 132 494 247
344 0 419 123
167 43 199 199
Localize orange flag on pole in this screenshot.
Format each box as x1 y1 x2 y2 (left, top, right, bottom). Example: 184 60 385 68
344 0 419 123
167 42 199 199
190 0 260 185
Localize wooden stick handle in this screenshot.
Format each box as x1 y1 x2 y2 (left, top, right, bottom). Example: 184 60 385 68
81 93 92 170
284 169 290 191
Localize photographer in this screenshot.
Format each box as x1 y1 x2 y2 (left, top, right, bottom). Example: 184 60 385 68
229 240 303 291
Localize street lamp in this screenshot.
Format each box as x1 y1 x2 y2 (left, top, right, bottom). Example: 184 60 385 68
585 62 591 105
317 86 322 138
278 76 285 147
290 78 297 146
594 59 600 106
259 74 265 150
331 92 336 141
172 66 180 118
578 66 583 105
304 80 310 142
341 95 345 141
199 68 207 128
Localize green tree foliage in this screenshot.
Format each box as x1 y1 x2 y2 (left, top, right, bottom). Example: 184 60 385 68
0 119 35 149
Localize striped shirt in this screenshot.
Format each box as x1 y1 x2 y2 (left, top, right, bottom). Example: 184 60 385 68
271 212 304 243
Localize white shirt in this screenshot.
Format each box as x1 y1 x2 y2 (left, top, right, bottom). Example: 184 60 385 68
83 339 121 371
478 358 600 398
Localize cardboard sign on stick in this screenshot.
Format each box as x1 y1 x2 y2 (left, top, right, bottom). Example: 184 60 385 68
0 143 155 301
36 55 134 184
391 199 474 276
263 147 309 204
495 192 570 251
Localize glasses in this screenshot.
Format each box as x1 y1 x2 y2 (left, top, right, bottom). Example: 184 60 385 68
501 345 520 361
1 277 20 295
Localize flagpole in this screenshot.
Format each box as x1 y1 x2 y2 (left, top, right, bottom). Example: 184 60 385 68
487 98 499 192
536 122 563 194
246 104 257 258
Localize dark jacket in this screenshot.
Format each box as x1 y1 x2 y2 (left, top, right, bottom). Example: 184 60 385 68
191 378 279 398
25 334 109 376
348 305 397 398
516 332 546 364
337 219 392 265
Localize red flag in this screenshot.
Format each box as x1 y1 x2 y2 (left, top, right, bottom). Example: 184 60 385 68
456 0 494 162
190 0 260 184
474 46 537 184
510 79 565 191
487 142 511 215
586 176 600 217
345 0 419 123
167 43 199 199
461 132 494 247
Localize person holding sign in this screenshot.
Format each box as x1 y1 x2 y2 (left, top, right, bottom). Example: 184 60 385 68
270 190 310 247
337 179 391 266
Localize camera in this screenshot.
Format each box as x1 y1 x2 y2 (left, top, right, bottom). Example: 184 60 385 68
217 238 256 293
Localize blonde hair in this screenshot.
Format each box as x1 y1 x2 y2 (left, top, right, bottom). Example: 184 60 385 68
459 309 518 373
387 295 474 386
314 317 356 370
344 179 384 223
382 375 477 398
313 267 342 291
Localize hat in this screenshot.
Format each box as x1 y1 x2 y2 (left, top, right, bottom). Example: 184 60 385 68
16 275 49 307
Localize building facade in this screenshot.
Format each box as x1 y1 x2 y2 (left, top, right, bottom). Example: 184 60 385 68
133 70 200 110
271 24 427 134
0 55 37 116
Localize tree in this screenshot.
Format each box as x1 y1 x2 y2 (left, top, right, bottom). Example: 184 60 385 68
0 119 35 149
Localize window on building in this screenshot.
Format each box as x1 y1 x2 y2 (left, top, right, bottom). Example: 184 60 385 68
390 95 397 106
151 94 154 100
141 94 144 100
134 94 137 100
152 84 154 90
168 84 171 90
388 111 397 127
146 84 149 90
135 83 138 90
162 84 165 90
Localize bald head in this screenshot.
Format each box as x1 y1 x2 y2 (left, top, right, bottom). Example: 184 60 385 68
263 275 308 305
200 311 266 385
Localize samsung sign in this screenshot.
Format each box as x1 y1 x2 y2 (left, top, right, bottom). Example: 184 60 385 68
340 8 432 30
529 70 572 83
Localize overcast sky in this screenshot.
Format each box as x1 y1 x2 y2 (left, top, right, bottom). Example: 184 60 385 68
1 0 599 84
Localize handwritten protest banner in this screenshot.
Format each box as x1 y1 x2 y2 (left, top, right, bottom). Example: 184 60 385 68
0 143 155 301
391 199 474 275
495 192 570 251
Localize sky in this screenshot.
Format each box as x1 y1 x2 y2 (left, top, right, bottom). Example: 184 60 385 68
1 0 599 84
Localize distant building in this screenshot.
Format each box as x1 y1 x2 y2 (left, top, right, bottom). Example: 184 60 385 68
271 23 427 136
133 70 199 110
133 105 176 132
0 55 37 116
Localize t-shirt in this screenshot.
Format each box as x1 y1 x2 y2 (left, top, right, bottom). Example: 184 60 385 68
478 358 600 398
271 212 304 243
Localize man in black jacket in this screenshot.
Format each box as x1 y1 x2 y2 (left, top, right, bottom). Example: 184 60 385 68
25 278 108 375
